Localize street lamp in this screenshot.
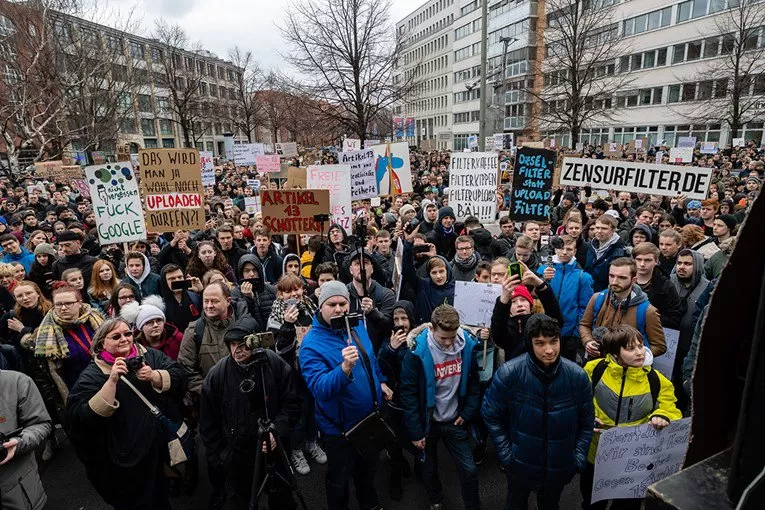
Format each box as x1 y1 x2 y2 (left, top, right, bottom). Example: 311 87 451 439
478 23 519 150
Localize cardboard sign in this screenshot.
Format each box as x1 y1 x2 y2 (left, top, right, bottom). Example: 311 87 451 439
511 147 555 221
677 136 696 148
200 151 215 186
116 143 131 162
592 418 692 503
255 154 281 173
286 167 307 189
244 196 261 215
70 179 90 199
652 328 679 380
342 138 361 152
307 164 352 233
260 189 330 234
448 152 498 222
669 147 693 163
655 151 664 164
371 142 413 195
139 149 205 232
339 149 378 200
276 142 298 158
453 281 503 326
85 163 146 244
233 143 264 166
560 157 712 200
34 161 71 180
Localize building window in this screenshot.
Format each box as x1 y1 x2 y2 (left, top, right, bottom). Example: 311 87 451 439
687 41 702 61
715 79 728 98
162 138 175 148
129 41 144 60
682 83 696 102
453 111 480 123
453 134 477 151
208 63 215 76
698 80 713 100
218 66 225 79
672 44 686 64
199 82 207 95
160 119 174 135
157 97 170 113
137 94 152 113
184 57 193 71
652 87 663 104
678 1 693 23
141 118 156 136
209 84 217 97
120 118 137 134
144 138 158 148
150 47 163 61
668 85 681 103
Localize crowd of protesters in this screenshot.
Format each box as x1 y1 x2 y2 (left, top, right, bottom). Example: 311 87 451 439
0 138 760 510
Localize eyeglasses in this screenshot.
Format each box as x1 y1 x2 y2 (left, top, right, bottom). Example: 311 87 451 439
54 301 80 309
106 331 133 341
118 295 135 302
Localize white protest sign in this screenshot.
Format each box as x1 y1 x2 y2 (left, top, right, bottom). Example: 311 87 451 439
652 328 679 380
493 133 504 151
576 142 584 152
634 139 643 150
559 157 713 200
453 281 503 326
275 142 298 157
371 142 413 194
669 147 693 163
200 151 215 187
655 151 664 164
700 141 717 154
233 143 265 166
338 149 378 200
130 153 139 169
246 178 261 192
370 197 381 207
244 196 261 215
393 241 404 301
677 137 696 148
448 152 499 221
85 163 146 244
592 418 692 503
485 137 496 151
732 138 745 147
307 164 353 232
364 139 380 149
343 138 361 152
255 154 281 173
468 135 478 149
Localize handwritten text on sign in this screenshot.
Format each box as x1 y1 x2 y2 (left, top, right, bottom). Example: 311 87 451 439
448 153 498 221
256 154 281 173
592 418 691 503
85 164 146 245
200 151 215 187
512 147 555 222
306 165 352 233
453 281 503 326
260 189 330 234
339 149 378 200
139 149 204 232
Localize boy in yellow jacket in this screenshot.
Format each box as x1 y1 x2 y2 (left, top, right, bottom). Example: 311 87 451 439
580 325 682 510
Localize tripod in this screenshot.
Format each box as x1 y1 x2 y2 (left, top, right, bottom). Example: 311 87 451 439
248 358 308 510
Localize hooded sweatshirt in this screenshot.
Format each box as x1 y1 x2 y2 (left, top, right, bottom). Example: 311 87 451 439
121 253 161 300
233 254 277 327
585 233 626 292
628 223 654 249
402 243 455 325
670 250 709 335
427 328 465 422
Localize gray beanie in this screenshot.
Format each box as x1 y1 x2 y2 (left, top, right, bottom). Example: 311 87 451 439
34 243 56 256
318 280 350 308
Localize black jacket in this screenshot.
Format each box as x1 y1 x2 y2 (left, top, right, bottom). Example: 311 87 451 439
222 245 249 273
52 251 99 287
158 265 201 333
640 269 683 330
347 280 396 353
251 245 283 284
232 254 277 327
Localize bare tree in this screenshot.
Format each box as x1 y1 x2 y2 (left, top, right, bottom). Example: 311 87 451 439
279 0 416 144
679 1 765 138
533 0 631 146
226 46 263 142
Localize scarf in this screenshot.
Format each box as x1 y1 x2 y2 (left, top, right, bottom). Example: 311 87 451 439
34 305 105 359
99 344 139 364
268 296 317 327
593 233 621 260
453 252 480 272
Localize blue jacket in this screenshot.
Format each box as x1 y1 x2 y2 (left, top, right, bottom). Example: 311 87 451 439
482 354 594 489
2 248 35 274
584 238 626 292
537 258 594 338
399 327 481 441
299 313 385 435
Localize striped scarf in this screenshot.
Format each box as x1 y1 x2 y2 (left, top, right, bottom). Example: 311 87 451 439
35 305 105 359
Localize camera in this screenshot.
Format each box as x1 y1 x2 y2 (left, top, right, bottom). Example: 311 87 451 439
330 312 364 331
244 332 275 351
549 236 565 251
404 218 420 234
313 214 330 223
0 428 22 463
125 355 144 372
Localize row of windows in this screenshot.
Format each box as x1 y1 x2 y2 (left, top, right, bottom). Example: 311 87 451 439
488 18 534 45
455 18 481 40
454 88 481 103
411 95 449 113
415 75 450 96
404 54 449 80
404 13 454 48
454 65 481 84
403 34 449 66
460 0 482 17
407 0 455 32
455 42 481 62
623 7 672 36
453 110 480 123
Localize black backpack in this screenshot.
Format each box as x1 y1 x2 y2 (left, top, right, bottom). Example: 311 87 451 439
591 358 661 409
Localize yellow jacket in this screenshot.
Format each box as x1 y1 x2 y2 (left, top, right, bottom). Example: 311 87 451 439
300 251 314 279
583 356 682 463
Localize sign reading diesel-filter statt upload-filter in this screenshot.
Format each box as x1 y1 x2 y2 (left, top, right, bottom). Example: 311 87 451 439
512 147 555 222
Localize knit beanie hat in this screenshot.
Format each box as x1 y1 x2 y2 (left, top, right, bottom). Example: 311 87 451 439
717 214 737 231
318 280 350 308
34 243 56 256
120 295 165 330
438 206 455 222
686 200 702 210
56 230 81 242
399 204 416 217
511 285 534 307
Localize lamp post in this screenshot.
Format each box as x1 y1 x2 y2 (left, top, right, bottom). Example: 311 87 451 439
477 0 489 151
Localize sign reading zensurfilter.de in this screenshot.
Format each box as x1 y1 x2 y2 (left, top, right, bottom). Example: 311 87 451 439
139 149 205 232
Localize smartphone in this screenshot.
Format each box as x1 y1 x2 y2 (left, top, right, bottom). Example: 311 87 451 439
413 244 432 254
392 325 405 334
286 298 298 309
170 279 193 291
507 262 523 279
540 235 550 246
243 277 265 293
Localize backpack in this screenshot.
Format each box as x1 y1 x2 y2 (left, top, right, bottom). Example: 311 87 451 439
591 358 661 410
193 318 205 347
592 290 650 347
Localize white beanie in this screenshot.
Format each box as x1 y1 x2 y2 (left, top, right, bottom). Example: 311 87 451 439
120 295 166 330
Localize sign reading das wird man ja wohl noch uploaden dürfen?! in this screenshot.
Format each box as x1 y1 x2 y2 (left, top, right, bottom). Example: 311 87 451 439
560 157 713 200
139 149 205 232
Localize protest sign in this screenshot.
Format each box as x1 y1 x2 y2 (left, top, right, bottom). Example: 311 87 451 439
130 153 140 169
244 196 261 215
85 163 146 244
502 133 515 150
468 135 478 149
371 142 413 195
364 139 380 149
677 136 696 148
575 142 584 152
448 152 498 221
260 189 330 234
307 164 352 232
652 328 680 380
511 147 555 221
655 151 664 164
286 167 307 189
246 178 262 192
732 137 745 147
139 148 204 232
339 149 378 200
275 142 298 157
34 161 62 179
233 143 264 166
255 154 281 173
700 141 718 154
393 240 404 301
592 418 692 503
453 281 503 326
559 157 713 200
343 138 361 152
485 137 496 151
669 147 693 163
70 179 90 199
493 133 504 151
116 143 131 162
200 151 215 187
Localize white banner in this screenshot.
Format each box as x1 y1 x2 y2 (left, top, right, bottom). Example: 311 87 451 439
276 142 298 157
559 157 712 200
85 163 146 245
307 164 352 233
669 147 693 163
339 148 378 200
453 281 503 326
233 143 265 166
200 151 215 187
592 418 692 503
244 196 261 215
342 138 361 152
448 152 499 221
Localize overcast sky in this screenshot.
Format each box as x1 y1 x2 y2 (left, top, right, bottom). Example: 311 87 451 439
102 0 419 71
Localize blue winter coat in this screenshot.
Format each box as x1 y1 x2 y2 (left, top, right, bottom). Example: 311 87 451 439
399 328 481 441
2 247 35 274
482 354 594 489
537 258 594 338
584 239 626 292
402 241 455 325
299 313 385 435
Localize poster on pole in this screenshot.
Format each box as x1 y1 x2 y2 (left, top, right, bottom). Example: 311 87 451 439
511 147 556 222
342 138 361 152
559 157 713 200
669 147 693 164
260 189 330 234
339 148 378 200
255 154 281 173
453 281 503 326
275 142 298 158
85 163 146 245
138 149 204 232
233 143 265 166
371 142 413 195
307 164 352 233
448 152 499 222
200 151 215 187
591 418 692 503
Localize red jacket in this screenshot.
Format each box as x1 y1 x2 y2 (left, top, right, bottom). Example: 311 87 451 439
136 323 184 360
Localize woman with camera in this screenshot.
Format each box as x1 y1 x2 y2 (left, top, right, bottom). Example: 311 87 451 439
65 318 186 510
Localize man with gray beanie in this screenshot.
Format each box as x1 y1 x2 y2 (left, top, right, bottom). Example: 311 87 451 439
300 280 392 510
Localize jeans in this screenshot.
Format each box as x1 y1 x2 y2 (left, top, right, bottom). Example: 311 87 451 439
291 378 318 450
505 473 564 510
324 434 380 510
422 421 481 510
580 462 643 510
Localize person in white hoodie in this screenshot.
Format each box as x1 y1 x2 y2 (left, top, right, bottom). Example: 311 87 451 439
120 251 161 300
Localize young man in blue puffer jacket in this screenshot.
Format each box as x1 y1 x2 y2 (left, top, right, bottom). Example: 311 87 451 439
482 314 594 510
537 235 594 361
